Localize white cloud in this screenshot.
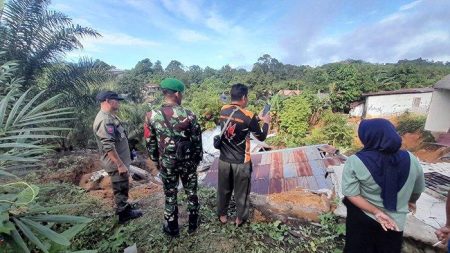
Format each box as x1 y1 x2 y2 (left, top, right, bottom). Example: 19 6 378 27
178 29 209 42
76 31 160 54
205 13 230 32
98 32 160 47
161 0 202 22
280 0 450 65
399 0 422 11
179 0 202 22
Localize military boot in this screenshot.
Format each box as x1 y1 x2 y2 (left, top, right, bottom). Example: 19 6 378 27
187 214 200 234
118 206 143 224
163 219 180 237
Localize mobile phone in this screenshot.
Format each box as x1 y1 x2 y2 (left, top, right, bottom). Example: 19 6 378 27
219 93 228 103
262 103 271 116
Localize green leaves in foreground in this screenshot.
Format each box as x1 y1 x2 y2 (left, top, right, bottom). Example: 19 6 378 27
0 182 95 253
0 87 74 171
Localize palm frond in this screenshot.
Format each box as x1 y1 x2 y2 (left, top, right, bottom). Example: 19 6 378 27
1 0 100 87
0 87 74 171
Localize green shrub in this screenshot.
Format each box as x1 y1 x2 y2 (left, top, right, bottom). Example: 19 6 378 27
396 113 427 135
266 133 305 148
304 110 354 149
279 96 312 139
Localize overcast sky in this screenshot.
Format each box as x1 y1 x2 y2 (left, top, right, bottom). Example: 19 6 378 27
51 0 450 70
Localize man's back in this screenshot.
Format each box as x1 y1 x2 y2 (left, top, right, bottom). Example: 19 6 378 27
145 103 202 167
219 104 268 164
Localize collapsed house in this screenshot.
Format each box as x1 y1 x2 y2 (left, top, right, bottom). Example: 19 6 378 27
200 141 345 221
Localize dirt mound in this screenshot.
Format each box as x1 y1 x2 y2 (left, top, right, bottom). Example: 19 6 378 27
40 153 102 184
402 132 423 151
400 132 450 162
414 146 450 163
252 188 331 222
129 183 163 200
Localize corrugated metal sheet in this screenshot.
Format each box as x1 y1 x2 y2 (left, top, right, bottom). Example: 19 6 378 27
202 144 345 195
424 172 450 199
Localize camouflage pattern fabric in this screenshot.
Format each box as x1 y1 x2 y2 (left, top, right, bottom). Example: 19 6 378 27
160 161 199 221
144 103 202 221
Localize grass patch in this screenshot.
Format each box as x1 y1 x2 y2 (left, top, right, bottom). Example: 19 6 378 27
36 182 345 253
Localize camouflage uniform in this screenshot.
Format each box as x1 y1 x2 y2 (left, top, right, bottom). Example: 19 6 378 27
144 103 203 223
93 110 131 213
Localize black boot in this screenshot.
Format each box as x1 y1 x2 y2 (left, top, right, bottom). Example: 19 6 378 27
188 214 199 234
163 219 180 237
118 205 143 224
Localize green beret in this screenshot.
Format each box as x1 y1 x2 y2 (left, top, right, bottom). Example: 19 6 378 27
160 78 185 93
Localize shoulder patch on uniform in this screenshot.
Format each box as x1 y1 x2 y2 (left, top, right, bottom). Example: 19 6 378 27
105 123 115 134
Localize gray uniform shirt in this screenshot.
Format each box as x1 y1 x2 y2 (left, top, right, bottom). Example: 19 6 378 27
93 110 131 172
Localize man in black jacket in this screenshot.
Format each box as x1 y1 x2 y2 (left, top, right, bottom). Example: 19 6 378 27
217 83 271 226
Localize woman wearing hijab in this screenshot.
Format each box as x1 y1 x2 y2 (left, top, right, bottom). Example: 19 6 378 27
342 118 425 253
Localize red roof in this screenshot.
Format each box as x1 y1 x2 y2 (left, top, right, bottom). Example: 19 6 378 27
277 90 302 96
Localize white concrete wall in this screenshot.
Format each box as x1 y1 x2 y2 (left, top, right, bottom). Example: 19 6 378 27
365 92 433 118
425 89 450 132
349 104 364 117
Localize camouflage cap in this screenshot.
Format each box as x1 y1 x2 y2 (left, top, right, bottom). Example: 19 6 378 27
160 78 185 93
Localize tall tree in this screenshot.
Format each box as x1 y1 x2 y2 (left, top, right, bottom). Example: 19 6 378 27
0 0 100 87
134 58 153 76
152 60 164 74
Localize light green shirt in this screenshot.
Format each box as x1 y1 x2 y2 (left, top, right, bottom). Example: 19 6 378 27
341 152 425 231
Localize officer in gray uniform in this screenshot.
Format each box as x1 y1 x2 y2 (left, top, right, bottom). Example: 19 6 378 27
93 91 143 224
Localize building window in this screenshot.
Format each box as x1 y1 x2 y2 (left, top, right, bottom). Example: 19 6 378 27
413 97 421 107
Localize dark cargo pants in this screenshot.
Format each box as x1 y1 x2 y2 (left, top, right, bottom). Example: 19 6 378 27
160 161 200 222
108 170 130 213
217 160 252 221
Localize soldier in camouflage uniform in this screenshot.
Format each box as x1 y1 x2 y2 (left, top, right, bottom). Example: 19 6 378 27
144 78 203 237
93 91 143 224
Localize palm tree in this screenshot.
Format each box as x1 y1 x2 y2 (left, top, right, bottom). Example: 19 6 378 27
0 0 100 87
0 53 74 173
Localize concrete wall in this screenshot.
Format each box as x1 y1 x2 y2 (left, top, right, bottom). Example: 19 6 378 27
425 89 450 132
364 92 433 118
349 104 364 117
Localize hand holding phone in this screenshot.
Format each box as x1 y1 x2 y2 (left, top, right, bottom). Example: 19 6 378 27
259 104 271 124
262 103 271 116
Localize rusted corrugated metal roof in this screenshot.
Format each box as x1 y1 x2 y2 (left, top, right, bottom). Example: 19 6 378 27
202 144 345 195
